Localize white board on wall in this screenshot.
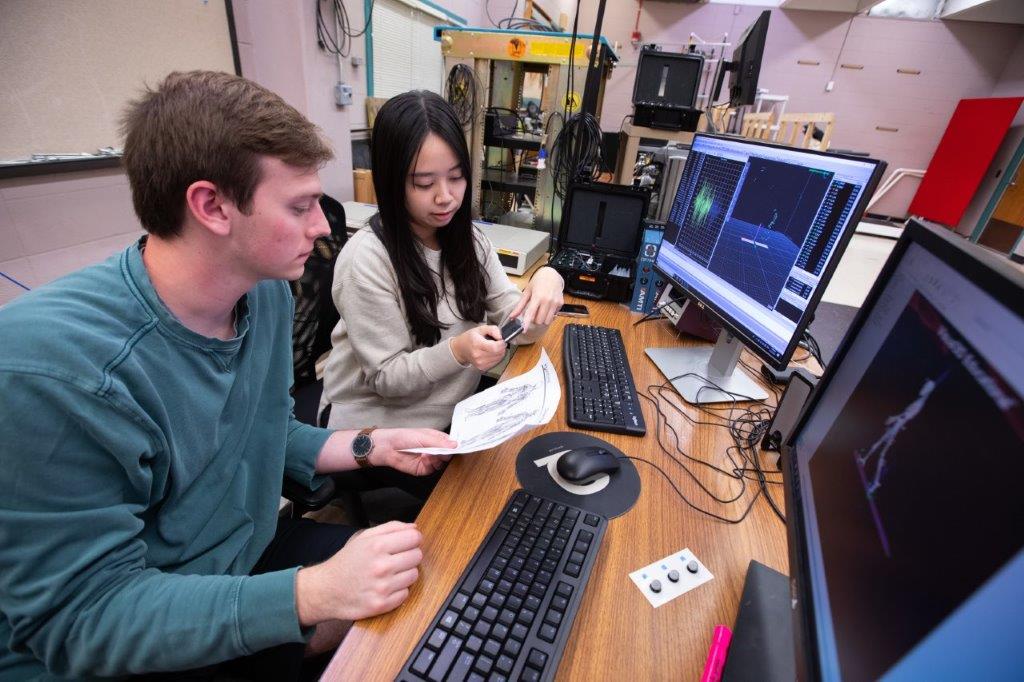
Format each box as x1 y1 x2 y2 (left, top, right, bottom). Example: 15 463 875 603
0 0 237 163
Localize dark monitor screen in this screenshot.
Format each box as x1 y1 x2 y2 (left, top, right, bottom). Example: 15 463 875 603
785 220 1024 679
729 10 770 107
653 134 884 369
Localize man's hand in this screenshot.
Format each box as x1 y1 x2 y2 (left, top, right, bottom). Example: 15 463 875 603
370 428 455 475
509 266 564 333
295 521 423 625
316 428 454 474
450 325 507 370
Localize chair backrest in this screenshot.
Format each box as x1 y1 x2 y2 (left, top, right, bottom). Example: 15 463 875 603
740 111 774 141
290 194 348 390
775 112 835 150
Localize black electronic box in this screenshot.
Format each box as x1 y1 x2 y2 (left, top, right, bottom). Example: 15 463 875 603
549 183 649 302
632 47 704 132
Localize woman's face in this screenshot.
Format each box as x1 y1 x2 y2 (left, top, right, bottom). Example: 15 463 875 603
405 132 467 233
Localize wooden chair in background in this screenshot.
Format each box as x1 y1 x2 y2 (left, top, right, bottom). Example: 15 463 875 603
775 112 835 150
740 111 774 141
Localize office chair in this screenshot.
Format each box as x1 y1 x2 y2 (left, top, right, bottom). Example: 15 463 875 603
281 194 365 521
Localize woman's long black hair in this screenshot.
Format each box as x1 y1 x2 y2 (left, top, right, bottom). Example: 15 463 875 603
370 90 487 347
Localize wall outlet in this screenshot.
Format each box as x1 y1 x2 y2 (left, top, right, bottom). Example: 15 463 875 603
334 83 353 107
350 56 364 67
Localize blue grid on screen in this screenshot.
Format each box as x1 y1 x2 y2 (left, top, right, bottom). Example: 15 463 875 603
673 154 745 268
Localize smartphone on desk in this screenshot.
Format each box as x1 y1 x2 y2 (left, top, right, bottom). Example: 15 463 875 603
557 303 590 317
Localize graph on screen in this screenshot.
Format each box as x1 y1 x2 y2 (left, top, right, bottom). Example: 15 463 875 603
669 152 745 266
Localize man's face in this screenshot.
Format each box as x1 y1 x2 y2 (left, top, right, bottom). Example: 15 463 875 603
230 157 330 282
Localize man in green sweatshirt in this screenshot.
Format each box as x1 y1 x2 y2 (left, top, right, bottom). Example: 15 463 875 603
0 71 455 680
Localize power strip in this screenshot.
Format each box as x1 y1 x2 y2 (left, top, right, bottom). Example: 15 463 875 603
629 547 713 608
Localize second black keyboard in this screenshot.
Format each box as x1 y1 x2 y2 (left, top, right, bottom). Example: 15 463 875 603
399 490 607 682
563 323 647 436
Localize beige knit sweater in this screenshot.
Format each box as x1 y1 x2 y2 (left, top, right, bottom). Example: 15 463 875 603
319 223 548 430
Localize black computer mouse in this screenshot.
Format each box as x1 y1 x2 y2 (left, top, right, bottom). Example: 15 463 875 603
556 446 620 483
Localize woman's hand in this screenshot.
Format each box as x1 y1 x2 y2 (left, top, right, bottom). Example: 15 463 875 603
450 325 508 371
509 266 564 332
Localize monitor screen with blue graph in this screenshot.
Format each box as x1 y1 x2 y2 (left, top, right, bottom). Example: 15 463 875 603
654 134 883 367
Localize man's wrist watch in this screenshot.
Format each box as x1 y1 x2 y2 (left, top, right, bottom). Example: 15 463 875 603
352 426 377 468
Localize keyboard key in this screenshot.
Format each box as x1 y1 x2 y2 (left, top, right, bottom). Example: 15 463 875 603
491 623 509 640
565 562 581 578
556 582 573 598
427 629 446 649
473 654 493 675
454 620 471 638
412 648 435 675
584 514 600 527
472 620 490 638
521 668 541 682
569 551 586 565
517 609 535 625
538 623 558 643
451 592 470 611
483 638 501 658
463 606 480 622
428 636 463 681
482 606 498 623
528 648 549 670
498 608 516 626
467 674 485 682
511 623 529 641
471 592 487 608
465 634 482 653
504 638 522 657
545 610 563 627
447 651 475 682
551 595 568 611
439 610 458 630
495 655 514 675
524 595 541 612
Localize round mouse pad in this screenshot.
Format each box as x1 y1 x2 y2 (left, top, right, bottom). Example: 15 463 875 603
514 431 641 519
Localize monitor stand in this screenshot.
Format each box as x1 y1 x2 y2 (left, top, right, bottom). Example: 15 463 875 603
646 328 769 404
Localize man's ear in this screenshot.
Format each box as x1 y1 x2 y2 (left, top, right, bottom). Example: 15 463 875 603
185 180 233 237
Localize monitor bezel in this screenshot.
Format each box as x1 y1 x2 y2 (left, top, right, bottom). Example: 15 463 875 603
651 132 886 371
780 218 1024 681
728 10 770 107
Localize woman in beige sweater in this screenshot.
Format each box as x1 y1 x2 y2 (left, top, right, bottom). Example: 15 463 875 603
320 91 564 433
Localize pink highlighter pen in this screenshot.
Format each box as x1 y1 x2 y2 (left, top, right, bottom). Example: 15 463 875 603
700 624 733 682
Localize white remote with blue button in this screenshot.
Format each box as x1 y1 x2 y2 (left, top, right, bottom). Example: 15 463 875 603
629 548 713 608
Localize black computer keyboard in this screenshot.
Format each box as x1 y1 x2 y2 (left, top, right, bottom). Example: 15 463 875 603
563 324 647 436
399 490 607 682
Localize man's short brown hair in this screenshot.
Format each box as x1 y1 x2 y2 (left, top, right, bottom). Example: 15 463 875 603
121 71 334 238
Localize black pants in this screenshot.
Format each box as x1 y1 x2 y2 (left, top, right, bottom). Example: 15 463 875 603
137 518 356 682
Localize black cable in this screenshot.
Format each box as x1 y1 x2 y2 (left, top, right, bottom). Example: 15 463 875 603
550 112 602 198
632 296 677 326
446 64 479 128
316 0 375 58
636 368 786 524
622 455 764 525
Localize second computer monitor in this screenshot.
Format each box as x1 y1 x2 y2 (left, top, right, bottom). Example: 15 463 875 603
651 134 884 402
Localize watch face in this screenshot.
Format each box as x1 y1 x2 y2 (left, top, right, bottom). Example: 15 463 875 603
353 433 373 457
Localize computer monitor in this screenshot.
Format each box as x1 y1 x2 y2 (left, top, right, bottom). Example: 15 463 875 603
648 134 885 403
729 10 770 107
783 218 1024 680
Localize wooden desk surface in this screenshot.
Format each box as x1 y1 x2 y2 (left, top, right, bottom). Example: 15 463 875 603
324 299 790 681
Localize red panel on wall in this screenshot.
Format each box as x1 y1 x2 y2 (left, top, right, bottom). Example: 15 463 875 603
908 97 1023 227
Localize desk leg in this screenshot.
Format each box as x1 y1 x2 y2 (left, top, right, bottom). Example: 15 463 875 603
616 131 640 186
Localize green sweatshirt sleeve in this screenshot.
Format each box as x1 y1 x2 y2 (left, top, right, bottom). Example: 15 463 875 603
284 411 333 488
0 371 307 677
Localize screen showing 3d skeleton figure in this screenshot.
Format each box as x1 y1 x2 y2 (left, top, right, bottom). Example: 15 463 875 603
793 241 1024 679
655 135 878 362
